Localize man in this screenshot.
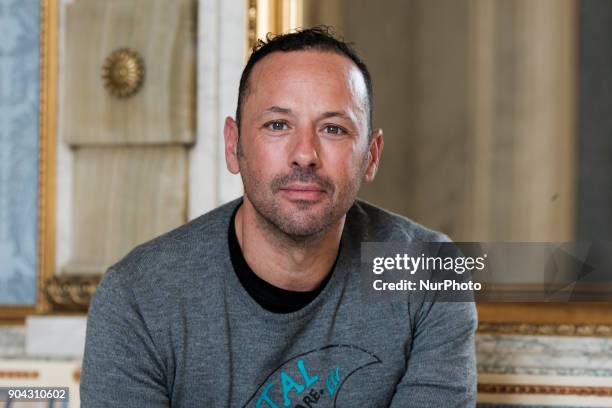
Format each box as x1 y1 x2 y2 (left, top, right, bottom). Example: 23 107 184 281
81 27 477 407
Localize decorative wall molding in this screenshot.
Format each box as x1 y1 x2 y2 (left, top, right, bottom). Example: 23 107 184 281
0 370 39 379
478 322 612 337
101 48 146 99
478 383 612 397
42 276 100 311
246 0 303 52
37 0 59 315
247 0 257 50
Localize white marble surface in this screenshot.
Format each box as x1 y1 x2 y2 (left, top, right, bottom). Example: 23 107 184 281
190 0 245 220
0 325 25 358
0 317 86 361
25 316 86 359
55 0 74 273
476 334 612 378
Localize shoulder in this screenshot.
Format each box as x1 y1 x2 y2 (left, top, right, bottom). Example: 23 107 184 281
347 199 451 243
98 198 240 292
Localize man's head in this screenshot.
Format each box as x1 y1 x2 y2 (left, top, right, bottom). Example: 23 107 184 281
236 26 374 136
225 26 383 240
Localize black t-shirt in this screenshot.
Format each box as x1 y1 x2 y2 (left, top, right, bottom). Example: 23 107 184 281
227 205 337 313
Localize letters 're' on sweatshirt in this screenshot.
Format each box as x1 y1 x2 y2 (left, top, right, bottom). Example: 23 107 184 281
81 198 478 407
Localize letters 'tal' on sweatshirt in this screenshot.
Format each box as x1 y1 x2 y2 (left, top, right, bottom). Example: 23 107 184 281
81 198 477 407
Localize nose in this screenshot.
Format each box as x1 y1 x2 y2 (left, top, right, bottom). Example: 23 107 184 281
288 127 321 169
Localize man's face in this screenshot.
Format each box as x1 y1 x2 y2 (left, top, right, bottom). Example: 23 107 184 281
225 50 381 238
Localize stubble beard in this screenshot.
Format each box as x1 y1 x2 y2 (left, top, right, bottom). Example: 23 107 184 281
238 147 369 242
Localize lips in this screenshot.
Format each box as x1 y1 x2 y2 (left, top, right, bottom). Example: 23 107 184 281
279 183 326 200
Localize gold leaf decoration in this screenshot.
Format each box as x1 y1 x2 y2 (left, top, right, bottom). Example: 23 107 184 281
101 48 145 98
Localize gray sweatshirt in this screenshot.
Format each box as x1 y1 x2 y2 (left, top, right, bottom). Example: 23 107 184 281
81 198 477 407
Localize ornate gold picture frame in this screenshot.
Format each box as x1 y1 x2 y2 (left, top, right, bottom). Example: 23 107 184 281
0 0 58 323
36 0 59 316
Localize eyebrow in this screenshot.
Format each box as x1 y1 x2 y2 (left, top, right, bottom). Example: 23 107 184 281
320 111 352 121
264 106 293 115
261 107 354 123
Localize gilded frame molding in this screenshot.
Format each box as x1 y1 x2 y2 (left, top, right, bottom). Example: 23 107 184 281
478 383 612 397
1 0 58 323
246 0 303 52
37 0 58 316
477 302 612 336
477 322 612 337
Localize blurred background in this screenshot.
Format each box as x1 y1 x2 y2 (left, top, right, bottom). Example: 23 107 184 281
0 0 611 406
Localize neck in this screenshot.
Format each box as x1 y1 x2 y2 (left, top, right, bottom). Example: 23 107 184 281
234 197 344 291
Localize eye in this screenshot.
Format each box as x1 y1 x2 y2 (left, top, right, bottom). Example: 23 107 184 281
264 120 289 131
323 124 346 135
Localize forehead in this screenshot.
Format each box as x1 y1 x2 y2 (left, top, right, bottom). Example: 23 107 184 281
245 50 368 112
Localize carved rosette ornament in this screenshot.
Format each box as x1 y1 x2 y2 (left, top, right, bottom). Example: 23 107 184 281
101 48 145 98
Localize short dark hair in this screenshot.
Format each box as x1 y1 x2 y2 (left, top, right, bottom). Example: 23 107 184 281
236 26 374 136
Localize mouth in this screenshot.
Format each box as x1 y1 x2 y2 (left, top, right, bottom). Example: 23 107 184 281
279 183 327 201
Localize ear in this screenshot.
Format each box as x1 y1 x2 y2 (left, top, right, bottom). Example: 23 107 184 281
224 116 240 174
363 128 384 183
